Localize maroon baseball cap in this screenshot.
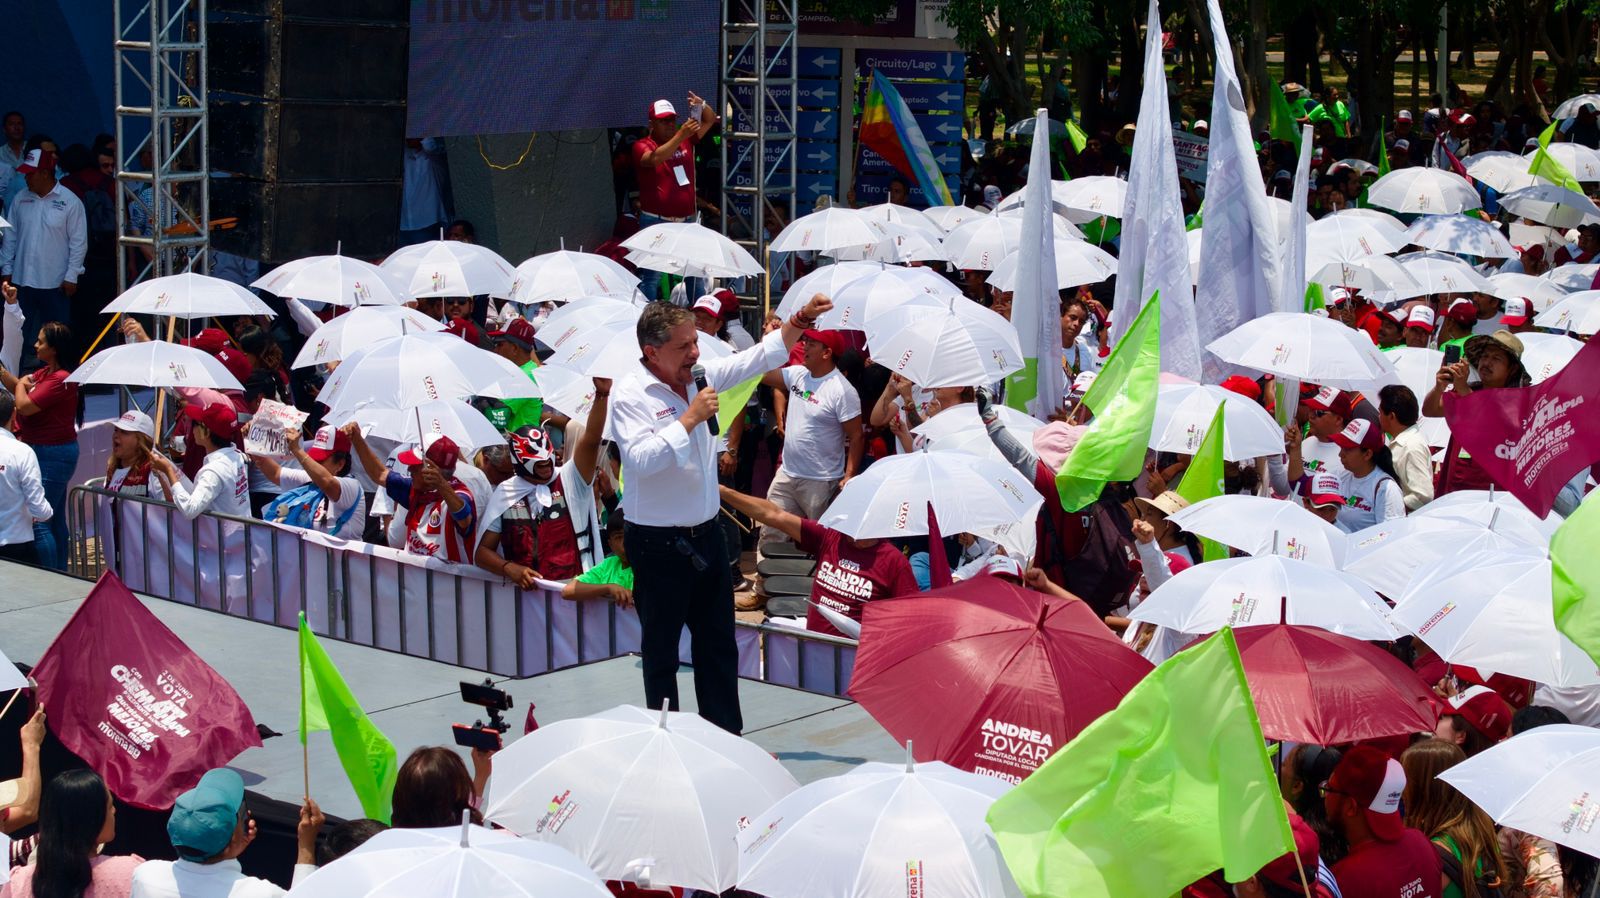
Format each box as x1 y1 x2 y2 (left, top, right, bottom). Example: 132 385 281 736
650 99 677 120
398 434 461 472
182 328 231 354
1220 375 1262 401
182 402 239 440
445 316 482 344
1446 685 1513 743
802 329 846 357
488 317 536 351
15 149 56 175
303 424 351 462
1326 745 1407 841
1445 298 1478 324
1332 419 1384 451
1302 385 1353 420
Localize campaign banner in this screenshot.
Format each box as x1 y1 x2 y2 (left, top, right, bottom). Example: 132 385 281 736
1443 336 1600 518
1173 131 1209 183
243 399 309 461
31 572 262 809
408 1 720 137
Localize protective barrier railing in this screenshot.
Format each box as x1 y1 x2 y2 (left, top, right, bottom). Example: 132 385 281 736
65 484 856 694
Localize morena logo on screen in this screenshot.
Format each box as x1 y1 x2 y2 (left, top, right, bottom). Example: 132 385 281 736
420 0 669 24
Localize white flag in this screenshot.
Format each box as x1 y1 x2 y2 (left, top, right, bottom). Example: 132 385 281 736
1276 125 1314 317
1004 108 1067 419
1194 0 1282 382
1109 0 1201 380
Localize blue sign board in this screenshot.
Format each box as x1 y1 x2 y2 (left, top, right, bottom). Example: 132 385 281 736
855 49 966 81
732 108 836 138
731 79 841 110
854 173 960 208
728 45 842 79
858 80 964 113
857 142 964 177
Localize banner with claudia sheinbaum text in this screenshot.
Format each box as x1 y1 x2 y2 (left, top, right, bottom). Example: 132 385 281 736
408 1 720 137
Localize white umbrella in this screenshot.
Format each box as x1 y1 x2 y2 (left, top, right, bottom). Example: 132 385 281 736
943 214 1080 270
1057 175 1130 219
69 341 245 391
1306 215 1407 260
1005 117 1066 139
911 403 1042 442
1524 142 1600 182
737 752 1022 898
1340 514 1538 597
543 313 731 380
818 451 1042 548
1205 312 1398 389
528 364 600 420
1392 549 1600 687
318 332 539 414
536 296 640 355
1150 383 1286 462
382 240 517 299
1552 94 1600 120
102 272 277 319
251 255 410 307
506 250 640 306
1498 184 1600 229
1329 207 1410 233
986 242 1117 292
770 207 889 253
1543 263 1600 291
621 222 762 277
329 399 506 456
1404 216 1518 259
814 265 965 331
1382 346 1451 448
858 202 945 241
0 646 24 691
1485 272 1568 310
867 297 1023 388
288 817 611 898
1166 495 1348 567
1308 256 1421 295
290 306 445 369
1365 168 1482 215
484 705 799 893
1534 289 1600 334
1128 555 1401 640
1438 725 1600 857
1463 151 1547 194
775 261 884 320
1518 332 1585 383
830 222 948 264
921 205 988 234
1413 489 1565 543
1393 252 1495 298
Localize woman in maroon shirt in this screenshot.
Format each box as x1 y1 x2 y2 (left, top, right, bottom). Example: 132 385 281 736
0 321 81 570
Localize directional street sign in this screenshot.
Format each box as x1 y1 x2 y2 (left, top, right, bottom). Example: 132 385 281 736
855 49 966 81
858 80 965 113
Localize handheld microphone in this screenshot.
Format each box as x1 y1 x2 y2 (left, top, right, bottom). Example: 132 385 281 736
691 364 719 435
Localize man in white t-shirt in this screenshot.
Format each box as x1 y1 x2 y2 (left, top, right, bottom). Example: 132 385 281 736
758 329 863 552
1285 385 1349 494
249 424 366 540
149 403 251 520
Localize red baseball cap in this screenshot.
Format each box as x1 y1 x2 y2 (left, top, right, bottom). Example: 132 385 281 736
182 327 231 354
1445 298 1478 324
802 329 846 357
1326 745 1407 841
713 287 741 319
1307 472 1345 507
304 424 351 462
15 148 56 175
1303 385 1352 420
398 433 461 472
1257 813 1322 893
650 99 677 120
1405 305 1436 332
182 402 239 441
445 316 482 344
214 347 253 386
691 293 724 317
1500 297 1532 326
1446 685 1513 743
488 317 536 351
1220 374 1262 402
1332 418 1384 451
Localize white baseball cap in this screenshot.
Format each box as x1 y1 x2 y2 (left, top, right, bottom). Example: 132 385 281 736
1501 297 1531 326
113 409 156 440
1405 305 1436 331
650 99 677 120
691 293 722 316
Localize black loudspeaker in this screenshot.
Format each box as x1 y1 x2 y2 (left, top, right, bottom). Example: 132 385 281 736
206 0 408 263
211 178 401 261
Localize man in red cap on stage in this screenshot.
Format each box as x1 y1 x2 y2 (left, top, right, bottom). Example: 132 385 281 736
632 92 718 302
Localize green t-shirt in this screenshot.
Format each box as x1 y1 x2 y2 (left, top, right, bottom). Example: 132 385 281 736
1308 100 1351 136
502 359 544 433
575 555 633 588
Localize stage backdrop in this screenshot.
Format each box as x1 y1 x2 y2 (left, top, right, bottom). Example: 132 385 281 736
407 1 721 137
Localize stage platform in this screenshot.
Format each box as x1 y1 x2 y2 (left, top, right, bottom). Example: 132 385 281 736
0 561 900 819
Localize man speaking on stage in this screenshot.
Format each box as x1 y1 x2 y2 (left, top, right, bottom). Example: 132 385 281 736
611 294 832 733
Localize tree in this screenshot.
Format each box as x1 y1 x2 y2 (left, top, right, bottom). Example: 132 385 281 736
936 0 1107 131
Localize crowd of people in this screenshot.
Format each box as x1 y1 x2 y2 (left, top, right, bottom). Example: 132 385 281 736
1 26 1600 898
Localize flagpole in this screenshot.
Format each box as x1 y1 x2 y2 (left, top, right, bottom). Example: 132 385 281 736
299 612 309 798
0 687 23 721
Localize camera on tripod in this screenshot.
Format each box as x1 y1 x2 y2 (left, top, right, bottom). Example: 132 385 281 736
451 679 513 751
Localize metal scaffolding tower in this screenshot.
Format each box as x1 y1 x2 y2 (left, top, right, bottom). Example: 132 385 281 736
114 0 210 292
720 0 798 315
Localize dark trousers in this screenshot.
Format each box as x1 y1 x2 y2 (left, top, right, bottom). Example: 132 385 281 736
624 518 742 734
15 285 68 371
0 541 38 564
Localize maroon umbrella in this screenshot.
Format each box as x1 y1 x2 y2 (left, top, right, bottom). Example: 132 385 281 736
847 576 1152 784
1199 625 1437 745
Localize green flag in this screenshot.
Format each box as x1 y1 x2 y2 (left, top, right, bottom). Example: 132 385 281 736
1553 498 1600 667
1304 282 1326 314
986 629 1294 898
1186 200 1204 231
1268 81 1302 152
300 613 398 822
717 373 762 435
1174 403 1231 562
1055 293 1162 511
1066 118 1089 154
1376 117 1391 177
1529 121 1584 192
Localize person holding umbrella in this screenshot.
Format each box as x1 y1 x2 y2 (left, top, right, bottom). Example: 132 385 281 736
611 294 831 734
1286 386 1352 487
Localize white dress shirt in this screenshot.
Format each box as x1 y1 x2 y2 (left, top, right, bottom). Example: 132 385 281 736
612 330 788 526
0 428 52 545
400 138 448 231
168 447 252 520
1387 424 1435 511
1 182 87 288
2 300 22 374
130 858 285 898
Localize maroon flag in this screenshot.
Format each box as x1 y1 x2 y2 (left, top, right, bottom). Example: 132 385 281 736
31 572 262 809
1443 337 1600 518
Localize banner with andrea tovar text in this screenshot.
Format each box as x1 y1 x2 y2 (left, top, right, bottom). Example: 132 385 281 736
407 1 721 137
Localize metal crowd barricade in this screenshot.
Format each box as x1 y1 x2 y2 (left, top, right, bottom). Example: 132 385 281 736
65 484 859 693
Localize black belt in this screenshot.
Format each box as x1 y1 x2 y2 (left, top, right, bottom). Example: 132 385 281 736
626 518 719 539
